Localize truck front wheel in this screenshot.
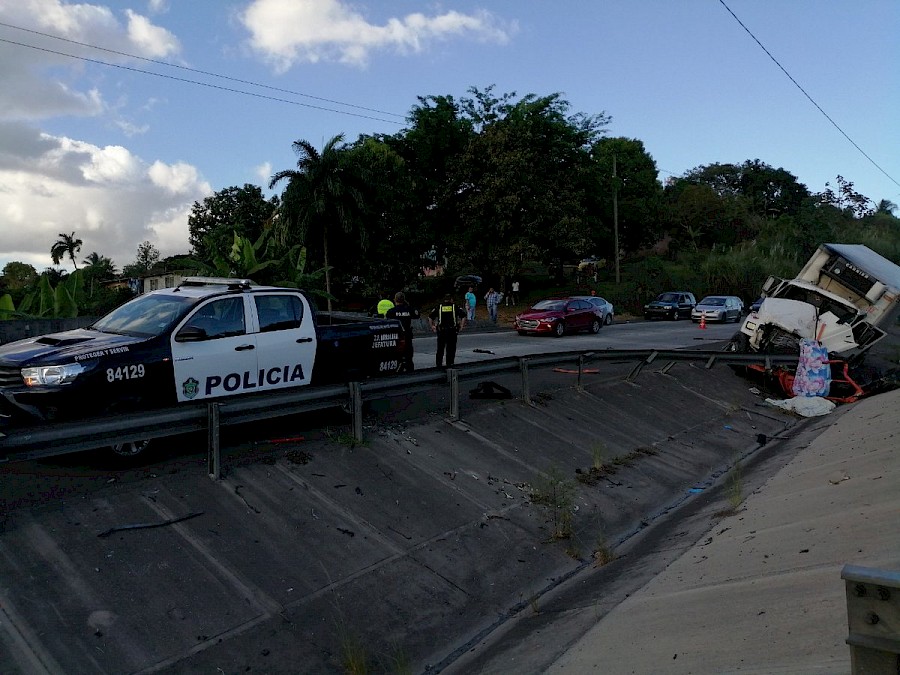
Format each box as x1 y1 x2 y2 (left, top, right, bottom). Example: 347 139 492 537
111 439 152 457
723 331 750 353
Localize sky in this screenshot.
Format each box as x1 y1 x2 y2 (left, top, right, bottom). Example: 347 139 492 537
1 0 898 275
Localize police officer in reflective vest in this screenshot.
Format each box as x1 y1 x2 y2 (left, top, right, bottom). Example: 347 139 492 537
376 295 394 318
429 294 467 368
385 291 419 372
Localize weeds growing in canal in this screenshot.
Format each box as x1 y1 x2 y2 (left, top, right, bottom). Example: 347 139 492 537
529 466 575 539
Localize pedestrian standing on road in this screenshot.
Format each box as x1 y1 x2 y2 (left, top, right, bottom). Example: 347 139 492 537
508 279 520 306
385 292 419 372
484 287 502 323
464 286 476 321
429 294 467 368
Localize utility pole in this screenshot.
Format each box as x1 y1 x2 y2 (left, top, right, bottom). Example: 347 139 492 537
613 153 620 284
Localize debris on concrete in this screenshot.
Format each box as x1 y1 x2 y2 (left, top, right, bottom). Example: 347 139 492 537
765 396 836 417
97 511 203 538
469 381 513 399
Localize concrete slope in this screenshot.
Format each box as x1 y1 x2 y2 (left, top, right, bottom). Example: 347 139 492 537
0 360 820 674
450 387 900 675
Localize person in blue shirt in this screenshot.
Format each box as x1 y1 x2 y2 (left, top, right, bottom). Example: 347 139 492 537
464 286 476 321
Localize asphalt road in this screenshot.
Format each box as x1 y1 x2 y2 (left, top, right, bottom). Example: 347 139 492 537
412 318 739 369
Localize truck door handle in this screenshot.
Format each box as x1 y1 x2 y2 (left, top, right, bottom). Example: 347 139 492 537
235 344 255 351
296 337 313 343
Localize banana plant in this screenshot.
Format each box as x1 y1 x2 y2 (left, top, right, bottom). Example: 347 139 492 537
275 244 334 304
13 270 82 318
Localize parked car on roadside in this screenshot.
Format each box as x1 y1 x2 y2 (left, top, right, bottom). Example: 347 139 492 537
643 292 696 321
691 295 744 323
572 295 614 325
515 297 601 336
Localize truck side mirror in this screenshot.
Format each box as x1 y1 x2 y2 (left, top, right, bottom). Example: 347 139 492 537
175 326 207 342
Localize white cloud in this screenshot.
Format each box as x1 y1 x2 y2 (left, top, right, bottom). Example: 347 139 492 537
125 9 179 58
0 125 211 272
147 0 169 14
114 119 150 137
240 0 514 69
0 2 194 272
148 160 203 195
255 161 272 184
0 1 180 122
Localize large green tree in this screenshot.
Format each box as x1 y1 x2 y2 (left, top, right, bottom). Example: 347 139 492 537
270 134 367 311
50 232 83 270
122 241 161 278
0 261 39 308
1 261 38 292
339 136 424 296
384 93 475 268
591 137 663 257
188 184 278 265
453 90 606 280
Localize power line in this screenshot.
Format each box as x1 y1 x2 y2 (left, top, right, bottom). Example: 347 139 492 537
0 36 404 126
717 0 899 191
0 21 405 124
0 20 406 121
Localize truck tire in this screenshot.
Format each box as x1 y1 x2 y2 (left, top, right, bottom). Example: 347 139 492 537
111 439 152 458
723 331 750 353
103 399 152 458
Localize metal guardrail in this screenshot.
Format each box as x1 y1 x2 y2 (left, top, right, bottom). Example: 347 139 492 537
842 564 900 672
0 348 798 471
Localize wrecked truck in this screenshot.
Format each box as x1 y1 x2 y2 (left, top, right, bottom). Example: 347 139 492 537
726 243 900 402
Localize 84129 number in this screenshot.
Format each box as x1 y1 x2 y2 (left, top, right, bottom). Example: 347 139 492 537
107 364 146 382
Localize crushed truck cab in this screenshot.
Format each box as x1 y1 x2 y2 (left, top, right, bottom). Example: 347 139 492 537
735 244 900 356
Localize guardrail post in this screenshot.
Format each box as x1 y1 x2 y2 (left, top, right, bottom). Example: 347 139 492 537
841 564 900 673
207 402 221 480
349 381 363 443
520 357 531 404
448 368 460 420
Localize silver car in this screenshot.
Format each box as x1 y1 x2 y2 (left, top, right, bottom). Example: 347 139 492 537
691 295 743 323
573 295 614 325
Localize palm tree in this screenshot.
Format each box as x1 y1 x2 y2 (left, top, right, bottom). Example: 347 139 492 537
82 252 117 276
269 134 366 312
875 199 897 216
50 232 83 270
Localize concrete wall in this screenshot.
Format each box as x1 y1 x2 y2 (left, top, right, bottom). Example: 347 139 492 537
0 317 97 345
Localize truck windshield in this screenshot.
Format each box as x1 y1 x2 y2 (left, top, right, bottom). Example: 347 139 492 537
92 294 197 337
780 285 858 324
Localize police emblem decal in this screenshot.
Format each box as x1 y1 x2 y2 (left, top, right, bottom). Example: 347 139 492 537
183 377 200 399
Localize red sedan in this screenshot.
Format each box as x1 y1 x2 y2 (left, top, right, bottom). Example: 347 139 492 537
515 298 601 336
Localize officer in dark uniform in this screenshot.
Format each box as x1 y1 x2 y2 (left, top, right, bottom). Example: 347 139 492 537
429 294 467 368
385 291 419 372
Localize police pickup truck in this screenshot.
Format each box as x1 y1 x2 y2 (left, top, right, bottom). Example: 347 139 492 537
0 277 406 455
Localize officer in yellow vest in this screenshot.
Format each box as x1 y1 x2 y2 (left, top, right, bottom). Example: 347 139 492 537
376 295 394 317
428 294 467 368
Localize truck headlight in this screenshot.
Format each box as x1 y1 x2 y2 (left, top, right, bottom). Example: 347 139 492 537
21 363 85 386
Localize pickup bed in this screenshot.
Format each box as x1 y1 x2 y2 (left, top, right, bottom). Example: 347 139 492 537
0 278 405 450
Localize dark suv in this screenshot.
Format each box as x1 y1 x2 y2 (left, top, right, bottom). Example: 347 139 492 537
643 291 696 320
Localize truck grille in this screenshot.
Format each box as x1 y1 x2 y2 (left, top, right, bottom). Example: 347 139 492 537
0 365 23 387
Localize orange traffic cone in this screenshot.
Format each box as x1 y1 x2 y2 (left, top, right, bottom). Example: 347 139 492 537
699 315 707 329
